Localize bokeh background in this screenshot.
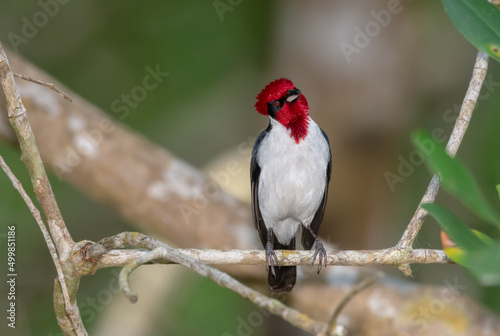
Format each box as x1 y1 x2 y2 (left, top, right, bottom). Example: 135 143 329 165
1 1 499 335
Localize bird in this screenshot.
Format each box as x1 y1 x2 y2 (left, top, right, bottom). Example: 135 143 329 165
251 78 332 292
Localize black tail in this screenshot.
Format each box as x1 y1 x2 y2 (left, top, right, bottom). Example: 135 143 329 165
268 237 296 293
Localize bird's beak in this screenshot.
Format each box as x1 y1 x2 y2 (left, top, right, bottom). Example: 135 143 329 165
286 89 301 103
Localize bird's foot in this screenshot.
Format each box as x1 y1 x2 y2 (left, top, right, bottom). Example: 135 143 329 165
266 241 280 278
312 239 327 274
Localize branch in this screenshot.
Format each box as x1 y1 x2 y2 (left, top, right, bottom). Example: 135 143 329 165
328 271 383 328
81 232 449 335
396 51 489 272
0 43 85 336
0 42 74 258
293 279 500 335
83 232 450 270
119 242 347 336
13 72 72 102
82 232 445 335
95 246 450 268
0 155 84 335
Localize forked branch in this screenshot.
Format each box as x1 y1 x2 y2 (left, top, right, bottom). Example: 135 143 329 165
0 42 85 336
396 51 489 275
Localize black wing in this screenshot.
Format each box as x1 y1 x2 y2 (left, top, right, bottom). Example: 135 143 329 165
301 129 332 250
251 124 272 248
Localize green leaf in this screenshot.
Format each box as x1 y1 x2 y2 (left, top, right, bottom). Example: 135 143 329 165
442 0 500 63
423 203 484 251
497 184 500 201
442 230 494 265
463 243 500 286
443 246 467 266
412 131 500 228
472 229 495 246
425 203 500 285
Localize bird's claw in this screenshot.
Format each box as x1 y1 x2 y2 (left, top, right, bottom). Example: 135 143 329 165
312 240 327 274
266 241 280 278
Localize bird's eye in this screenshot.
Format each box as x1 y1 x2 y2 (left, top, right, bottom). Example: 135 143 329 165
273 100 280 107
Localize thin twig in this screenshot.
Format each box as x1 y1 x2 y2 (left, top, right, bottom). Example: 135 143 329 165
0 42 74 257
0 43 84 335
120 244 347 336
13 72 72 102
0 155 85 336
396 51 489 264
328 272 383 328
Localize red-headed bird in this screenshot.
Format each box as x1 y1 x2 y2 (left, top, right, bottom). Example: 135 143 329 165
251 78 332 292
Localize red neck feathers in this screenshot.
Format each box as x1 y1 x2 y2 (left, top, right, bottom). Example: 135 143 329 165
255 78 310 144
276 97 309 143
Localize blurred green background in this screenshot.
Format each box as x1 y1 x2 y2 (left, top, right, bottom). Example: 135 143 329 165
0 1 499 335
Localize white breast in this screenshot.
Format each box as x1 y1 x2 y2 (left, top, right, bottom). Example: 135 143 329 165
257 117 330 245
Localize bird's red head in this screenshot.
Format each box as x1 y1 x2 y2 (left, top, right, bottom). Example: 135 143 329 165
255 78 310 143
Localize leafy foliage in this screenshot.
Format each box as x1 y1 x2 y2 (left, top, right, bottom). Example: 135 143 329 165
412 131 500 228
422 203 483 251
442 0 500 62
412 131 500 286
